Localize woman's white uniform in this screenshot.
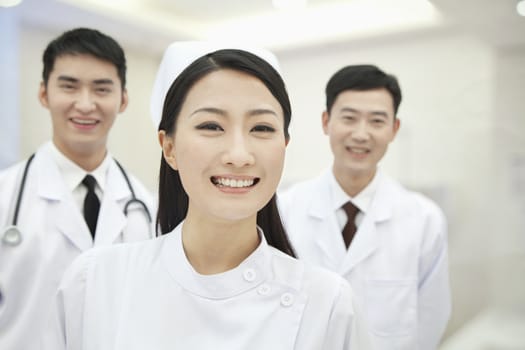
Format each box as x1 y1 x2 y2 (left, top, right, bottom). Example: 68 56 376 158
278 170 451 350
42 223 371 350
0 142 155 350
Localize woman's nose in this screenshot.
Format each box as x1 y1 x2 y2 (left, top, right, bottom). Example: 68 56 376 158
221 133 255 167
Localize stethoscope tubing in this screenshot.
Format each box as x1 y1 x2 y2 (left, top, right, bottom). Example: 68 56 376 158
11 153 36 226
113 159 152 224
4 153 153 239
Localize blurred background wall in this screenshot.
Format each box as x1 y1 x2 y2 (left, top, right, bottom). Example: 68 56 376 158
1 0 524 347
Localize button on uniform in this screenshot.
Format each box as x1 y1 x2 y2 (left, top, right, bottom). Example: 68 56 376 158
243 268 256 282
257 284 271 295
280 292 295 307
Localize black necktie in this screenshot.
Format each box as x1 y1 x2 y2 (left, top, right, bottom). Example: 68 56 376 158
342 201 359 248
82 175 100 238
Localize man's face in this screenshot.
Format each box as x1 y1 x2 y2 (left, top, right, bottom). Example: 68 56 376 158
323 88 400 181
39 53 128 161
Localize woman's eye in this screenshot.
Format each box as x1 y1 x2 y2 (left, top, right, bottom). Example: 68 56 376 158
195 122 223 131
251 124 276 133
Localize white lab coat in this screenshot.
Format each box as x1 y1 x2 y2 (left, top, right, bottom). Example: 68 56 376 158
42 223 371 350
278 170 451 350
0 142 155 350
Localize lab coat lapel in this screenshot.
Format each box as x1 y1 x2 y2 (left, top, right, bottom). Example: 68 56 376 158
339 214 378 275
94 160 127 245
339 173 393 276
37 148 93 251
307 173 347 269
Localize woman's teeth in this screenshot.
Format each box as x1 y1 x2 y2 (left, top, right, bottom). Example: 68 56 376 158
214 177 255 188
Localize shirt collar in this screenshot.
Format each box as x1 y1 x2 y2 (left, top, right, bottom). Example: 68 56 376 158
48 141 111 193
328 168 381 214
161 222 272 299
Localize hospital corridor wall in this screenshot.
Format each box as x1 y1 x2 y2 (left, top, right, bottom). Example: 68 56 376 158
1 19 524 349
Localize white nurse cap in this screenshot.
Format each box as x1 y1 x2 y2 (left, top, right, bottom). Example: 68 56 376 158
150 41 281 128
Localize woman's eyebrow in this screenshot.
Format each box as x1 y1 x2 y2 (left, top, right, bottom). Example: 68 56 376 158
190 107 226 117
189 107 278 118
247 108 278 117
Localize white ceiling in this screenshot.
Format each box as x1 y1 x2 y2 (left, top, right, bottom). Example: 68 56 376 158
11 0 525 55
431 0 525 48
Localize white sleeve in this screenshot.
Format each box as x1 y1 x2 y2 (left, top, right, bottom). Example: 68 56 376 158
418 206 451 349
324 280 373 350
41 251 94 350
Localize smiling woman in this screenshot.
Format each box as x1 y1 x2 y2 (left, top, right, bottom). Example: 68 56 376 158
41 41 373 349
158 68 288 240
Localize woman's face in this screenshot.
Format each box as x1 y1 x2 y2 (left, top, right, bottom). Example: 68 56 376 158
160 69 287 224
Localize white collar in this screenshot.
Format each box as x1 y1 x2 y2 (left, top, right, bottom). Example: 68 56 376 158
328 168 382 214
47 141 110 193
161 222 272 299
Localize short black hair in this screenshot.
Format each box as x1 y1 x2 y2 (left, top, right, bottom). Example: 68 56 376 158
42 27 126 88
325 64 402 116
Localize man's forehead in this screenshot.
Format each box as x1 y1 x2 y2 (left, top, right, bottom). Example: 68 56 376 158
49 55 120 83
51 54 118 73
334 89 394 110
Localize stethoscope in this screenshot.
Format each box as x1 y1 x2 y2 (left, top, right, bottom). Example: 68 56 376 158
1 154 154 247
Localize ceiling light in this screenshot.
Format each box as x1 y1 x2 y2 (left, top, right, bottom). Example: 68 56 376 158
0 0 22 7
206 0 442 50
272 0 308 11
517 0 525 16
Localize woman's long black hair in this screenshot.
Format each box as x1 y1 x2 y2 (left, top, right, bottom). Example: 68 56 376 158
156 49 296 258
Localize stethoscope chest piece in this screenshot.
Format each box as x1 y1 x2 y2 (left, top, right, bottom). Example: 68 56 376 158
2 226 22 246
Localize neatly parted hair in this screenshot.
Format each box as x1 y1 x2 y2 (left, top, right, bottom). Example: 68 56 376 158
42 27 126 89
325 64 402 116
156 49 295 257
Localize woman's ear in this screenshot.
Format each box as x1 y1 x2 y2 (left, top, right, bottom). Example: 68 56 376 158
158 130 178 170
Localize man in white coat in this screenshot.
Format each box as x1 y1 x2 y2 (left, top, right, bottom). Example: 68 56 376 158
0 28 155 350
278 65 451 349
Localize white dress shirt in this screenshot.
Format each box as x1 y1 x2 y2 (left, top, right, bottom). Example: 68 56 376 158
48 142 110 212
